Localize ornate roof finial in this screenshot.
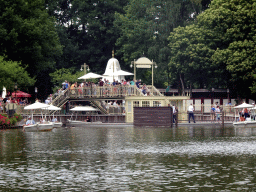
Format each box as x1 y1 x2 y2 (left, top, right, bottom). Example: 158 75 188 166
112 50 114 58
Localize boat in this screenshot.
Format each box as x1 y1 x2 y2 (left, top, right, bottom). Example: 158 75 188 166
37 121 54 131
23 119 38 131
43 104 63 128
66 106 100 126
233 103 256 128
23 101 53 131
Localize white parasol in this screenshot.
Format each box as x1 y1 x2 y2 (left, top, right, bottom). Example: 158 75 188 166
43 104 61 111
70 106 99 111
234 103 254 109
24 101 51 110
78 72 104 80
2 87 6 98
103 70 133 76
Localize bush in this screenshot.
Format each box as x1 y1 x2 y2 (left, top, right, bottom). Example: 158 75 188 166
14 113 23 121
9 117 18 125
0 113 23 127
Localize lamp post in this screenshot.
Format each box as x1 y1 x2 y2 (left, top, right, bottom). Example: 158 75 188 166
80 63 90 75
130 60 136 81
152 61 157 87
35 87 38 100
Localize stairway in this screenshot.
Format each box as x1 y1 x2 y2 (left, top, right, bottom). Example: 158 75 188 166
90 100 108 114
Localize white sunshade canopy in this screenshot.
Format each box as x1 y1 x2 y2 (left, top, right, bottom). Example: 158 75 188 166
234 103 254 109
42 104 61 111
104 70 134 76
2 87 6 98
70 106 99 111
78 72 104 80
24 102 51 110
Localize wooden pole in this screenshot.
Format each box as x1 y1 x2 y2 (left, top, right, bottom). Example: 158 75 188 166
175 112 178 126
222 110 224 127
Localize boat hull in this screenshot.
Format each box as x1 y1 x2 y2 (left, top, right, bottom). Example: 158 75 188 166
37 122 54 131
66 120 102 127
53 122 63 128
23 124 38 132
233 121 256 128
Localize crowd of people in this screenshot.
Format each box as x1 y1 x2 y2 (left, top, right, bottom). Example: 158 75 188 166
53 78 151 98
0 96 29 113
210 102 222 122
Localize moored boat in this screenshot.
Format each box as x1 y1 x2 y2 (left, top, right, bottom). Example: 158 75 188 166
233 103 256 128
66 106 99 126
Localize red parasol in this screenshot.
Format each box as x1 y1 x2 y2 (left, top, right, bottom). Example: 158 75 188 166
12 90 32 98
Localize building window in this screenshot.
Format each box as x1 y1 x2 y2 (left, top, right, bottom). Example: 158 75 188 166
142 101 150 107
133 101 139 107
153 101 161 107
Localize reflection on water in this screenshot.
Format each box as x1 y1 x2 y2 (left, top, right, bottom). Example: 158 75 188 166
0 125 256 191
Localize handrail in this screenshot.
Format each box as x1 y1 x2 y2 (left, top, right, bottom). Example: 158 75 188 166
50 88 69 106
66 85 148 98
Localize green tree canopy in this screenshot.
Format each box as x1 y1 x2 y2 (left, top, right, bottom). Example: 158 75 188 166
46 0 129 73
168 24 216 95
0 56 35 92
197 0 256 97
0 0 62 74
115 0 211 86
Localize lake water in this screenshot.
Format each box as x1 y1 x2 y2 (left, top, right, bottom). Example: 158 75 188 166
0 125 256 191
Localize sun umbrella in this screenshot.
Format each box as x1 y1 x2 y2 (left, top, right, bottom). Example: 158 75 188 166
2 87 6 98
44 104 61 111
12 90 31 98
24 101 50 110
234 103 254 109
70 106 99 111
103 70 134 76
78 72 104 80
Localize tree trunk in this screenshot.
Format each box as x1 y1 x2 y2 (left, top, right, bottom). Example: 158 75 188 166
180 73 185 96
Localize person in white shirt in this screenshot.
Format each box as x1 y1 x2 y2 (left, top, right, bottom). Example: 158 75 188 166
188 103 196 123
173 105 177 123
215 106 221 121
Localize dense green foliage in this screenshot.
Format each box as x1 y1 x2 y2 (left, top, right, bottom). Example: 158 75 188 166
114 0 211 86
0 56 35 91
1 0 255 99
0 0 62 97
0 113 22 128
197 0 256 97
168 25 216 95
46 0 129 73
168 0 256 97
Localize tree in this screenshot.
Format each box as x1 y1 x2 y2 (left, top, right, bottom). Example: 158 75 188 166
197 0 256 98
115 0 211 86
46 0 129 73
0 56 35 92
0 0 62 99
0 0 62 74
168 24 215 95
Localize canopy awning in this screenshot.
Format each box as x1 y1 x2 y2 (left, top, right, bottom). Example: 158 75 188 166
70 106 99 111
103 70 133 76
12 90 31 98
24 102 50 110
234 103 254 109
78 72 104 80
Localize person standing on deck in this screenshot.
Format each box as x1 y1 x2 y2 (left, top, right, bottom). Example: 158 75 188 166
173 105 177 123
188 103 196 123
